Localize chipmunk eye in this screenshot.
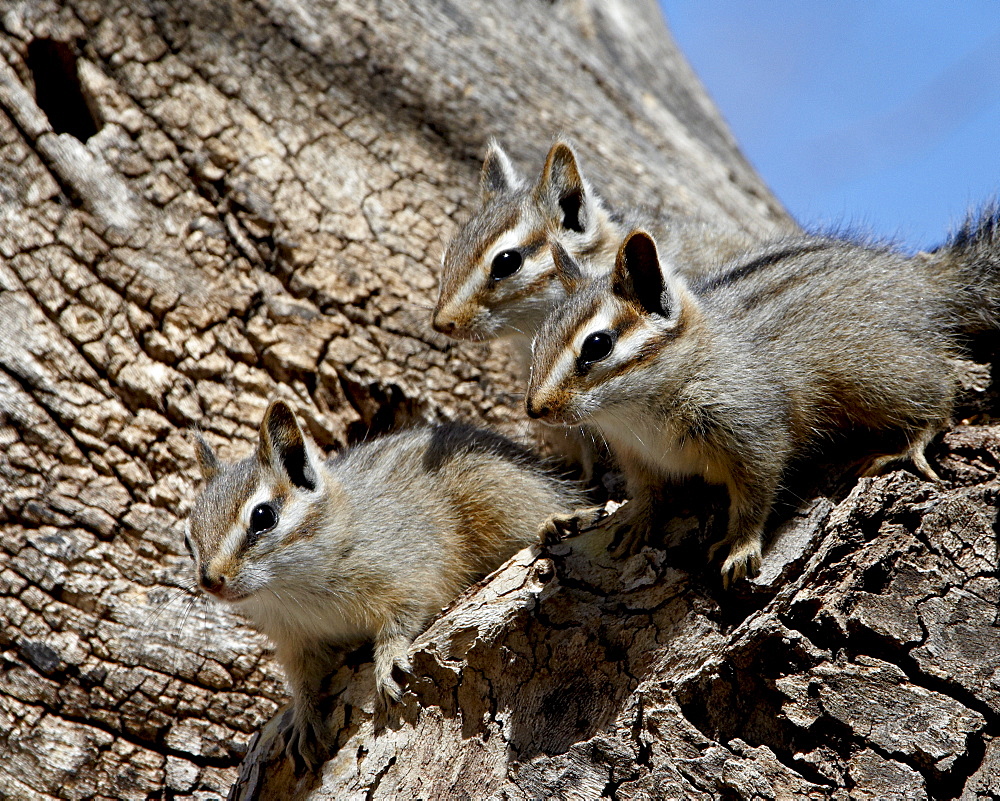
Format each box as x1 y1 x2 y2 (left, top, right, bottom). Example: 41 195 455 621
490 249 522 280
183 531 195 558
579 331 615 366
249 502 278 536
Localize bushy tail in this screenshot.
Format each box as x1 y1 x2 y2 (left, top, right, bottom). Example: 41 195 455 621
928 202 1000 337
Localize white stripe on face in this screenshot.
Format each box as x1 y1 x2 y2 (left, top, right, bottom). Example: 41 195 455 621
533 346 576 403
212 480 276 571
532 304 614 401
608 317 657 364
444 219 536 314
485 219 535 273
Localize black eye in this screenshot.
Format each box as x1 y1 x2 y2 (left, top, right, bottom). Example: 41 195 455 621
490 249 522 280
250 502 277 536
579 331 615 366
183 531 195 558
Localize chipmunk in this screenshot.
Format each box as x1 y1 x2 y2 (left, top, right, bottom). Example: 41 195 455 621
432 139 758 355
184 399 584 768
432 140 759 472
526 207 1000 585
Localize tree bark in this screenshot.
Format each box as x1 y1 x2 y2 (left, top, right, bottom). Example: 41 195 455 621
0 1 996 799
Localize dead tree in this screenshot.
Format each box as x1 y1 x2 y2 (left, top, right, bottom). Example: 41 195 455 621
0 1 997 799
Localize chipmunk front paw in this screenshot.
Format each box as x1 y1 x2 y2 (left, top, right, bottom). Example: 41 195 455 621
600 501 650 559
538 505 606 544
374 636 412 706
716 538 762 588
607 519 646 559
281 703 329 772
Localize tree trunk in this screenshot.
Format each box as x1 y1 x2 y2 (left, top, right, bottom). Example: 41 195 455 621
0 1 996 799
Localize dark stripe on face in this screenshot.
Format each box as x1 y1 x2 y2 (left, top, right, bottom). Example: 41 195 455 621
574 232 608 260
505 269 558 304
520 228 548 258
584 334 666 384
694 243 831 294
280 498 326 547
188 457 258 554
574 307 651 378
440 206 522 301
470 207 521 271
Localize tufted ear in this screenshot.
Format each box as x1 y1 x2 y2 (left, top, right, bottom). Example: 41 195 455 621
480 139 524 198
550 240 585 294
259 400 319 492
194 432 220 482
537 141 591 234
612 231 670 317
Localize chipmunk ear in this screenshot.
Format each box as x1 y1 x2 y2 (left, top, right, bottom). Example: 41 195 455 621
259 400 319 492
550 240 585 293
480 139 524 197
538 141 591 234
194 433 220 482
613 231 670 317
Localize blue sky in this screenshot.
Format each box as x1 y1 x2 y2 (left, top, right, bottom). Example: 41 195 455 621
661 2 1000 249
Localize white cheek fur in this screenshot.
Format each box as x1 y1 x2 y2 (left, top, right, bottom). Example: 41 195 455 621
608 324 657 364
445 221 538 313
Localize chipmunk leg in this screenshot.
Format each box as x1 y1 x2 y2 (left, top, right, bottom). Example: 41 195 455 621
276 642 332 771
861 424 942 482
373 629 413 705
607 489 657 558
710 474 773 588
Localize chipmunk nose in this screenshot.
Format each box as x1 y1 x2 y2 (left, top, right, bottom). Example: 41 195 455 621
432 314 455 335
525 399 551 420
199 568 226 596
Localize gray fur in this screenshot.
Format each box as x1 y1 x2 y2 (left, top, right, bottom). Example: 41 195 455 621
528 222 1000 584
433 139 758 352
928 202 1000 337
185 401 583 767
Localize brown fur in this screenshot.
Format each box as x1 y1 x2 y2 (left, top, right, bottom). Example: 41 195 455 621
528 225 989 585
184 402 585 768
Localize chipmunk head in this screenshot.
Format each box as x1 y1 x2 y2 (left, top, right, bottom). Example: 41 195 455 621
526 230 695 425
432 139 616 342
184 399 328 605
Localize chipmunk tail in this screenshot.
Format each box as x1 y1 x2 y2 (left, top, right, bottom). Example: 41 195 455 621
928 200 1000 339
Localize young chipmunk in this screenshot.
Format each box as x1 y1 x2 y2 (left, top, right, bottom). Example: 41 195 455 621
432 139 757 358
526 211 1000 585
184 400 584 768
433 140 757 471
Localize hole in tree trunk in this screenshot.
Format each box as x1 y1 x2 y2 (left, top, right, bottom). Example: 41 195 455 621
26 38 100 142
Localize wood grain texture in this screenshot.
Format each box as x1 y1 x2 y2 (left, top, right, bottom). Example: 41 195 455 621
0 1 995 799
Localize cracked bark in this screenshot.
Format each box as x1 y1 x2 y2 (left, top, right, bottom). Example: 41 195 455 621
0 1 996 799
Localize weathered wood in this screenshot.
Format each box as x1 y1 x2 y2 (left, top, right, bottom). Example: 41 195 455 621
0 1 996 799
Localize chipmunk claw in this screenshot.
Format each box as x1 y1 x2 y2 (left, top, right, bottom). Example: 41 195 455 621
608 521 645 558
281 706 329 773
718 540 762 589
376 673 405 705
374 639 412 707
538 505 606 544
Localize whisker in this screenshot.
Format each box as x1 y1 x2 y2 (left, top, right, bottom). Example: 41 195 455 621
605 407 645 448
396 300 436 312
